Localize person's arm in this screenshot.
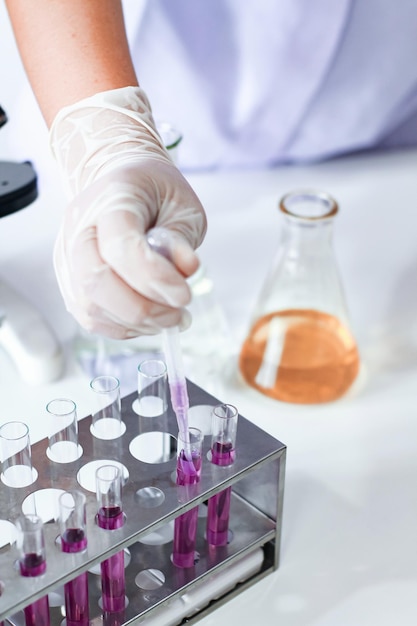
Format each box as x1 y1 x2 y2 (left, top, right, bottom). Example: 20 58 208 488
5 0 138 126
5 0 207 339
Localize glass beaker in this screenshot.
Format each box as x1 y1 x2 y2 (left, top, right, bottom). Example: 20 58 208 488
239 189 360 404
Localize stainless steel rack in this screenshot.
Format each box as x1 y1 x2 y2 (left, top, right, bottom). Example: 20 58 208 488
0 379 286 625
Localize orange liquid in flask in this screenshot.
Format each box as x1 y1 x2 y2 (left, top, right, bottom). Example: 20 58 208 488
239 309 360 404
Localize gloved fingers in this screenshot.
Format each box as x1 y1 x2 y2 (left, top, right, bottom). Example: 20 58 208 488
146 160 208 249
55 213 195 336
71 300 191 339
71 229 188 335
93 161 207 251
146 226 201 277
96 209 194 308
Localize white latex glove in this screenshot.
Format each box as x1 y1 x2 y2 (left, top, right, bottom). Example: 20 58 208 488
49 87 207 338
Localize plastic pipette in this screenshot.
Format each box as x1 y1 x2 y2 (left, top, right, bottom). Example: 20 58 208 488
146 228 191 454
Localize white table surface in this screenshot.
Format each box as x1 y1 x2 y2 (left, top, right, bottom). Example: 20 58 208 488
0 142 416 625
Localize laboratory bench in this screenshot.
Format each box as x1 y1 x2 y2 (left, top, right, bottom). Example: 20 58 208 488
0 146 416 626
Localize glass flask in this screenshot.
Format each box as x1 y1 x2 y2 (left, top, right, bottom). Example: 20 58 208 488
239 189 360 404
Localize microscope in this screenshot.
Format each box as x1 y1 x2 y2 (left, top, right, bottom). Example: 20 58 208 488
0 106 64 384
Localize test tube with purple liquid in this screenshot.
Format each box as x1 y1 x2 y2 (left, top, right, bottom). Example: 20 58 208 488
17 514 50 626
172 427 203 568
59 491 89 626
206 404 239 547
96 464 125 613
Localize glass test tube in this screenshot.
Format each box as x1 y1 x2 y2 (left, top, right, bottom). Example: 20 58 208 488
95 465 125 613
206 404 239 547
136 359 168 417
90 376 124 440
58 491 89 626
0 421 35 488
46 399 80 463
172 427 203 568
17 514 50 626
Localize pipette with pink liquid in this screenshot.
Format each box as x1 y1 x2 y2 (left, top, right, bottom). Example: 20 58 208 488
146 228 194 465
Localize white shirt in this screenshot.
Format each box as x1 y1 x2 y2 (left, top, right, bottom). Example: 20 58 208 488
124 0 417 170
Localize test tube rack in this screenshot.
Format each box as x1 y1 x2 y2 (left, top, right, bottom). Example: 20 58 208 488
0 379 286 626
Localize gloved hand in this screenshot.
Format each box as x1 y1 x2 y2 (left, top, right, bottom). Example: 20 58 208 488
49 87 207 338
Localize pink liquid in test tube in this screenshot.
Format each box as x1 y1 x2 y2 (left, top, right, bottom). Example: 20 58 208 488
18 527 50 626
173 429 203 568
98 507 125 612
206 405 239 547
61 530 89 626
95 466 125 614
59 490 89 626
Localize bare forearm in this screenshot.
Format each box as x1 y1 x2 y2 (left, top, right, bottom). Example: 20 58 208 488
5 0 138 126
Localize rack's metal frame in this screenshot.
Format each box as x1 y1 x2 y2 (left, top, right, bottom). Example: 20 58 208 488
0 380 286 625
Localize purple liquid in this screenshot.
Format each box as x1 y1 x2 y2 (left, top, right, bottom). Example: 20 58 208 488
206 486 232 546
61 528 87 553
169 381 189 436
97 506 124 530
19 553 46 577
100 552 125 613
61 529 89 626
206 442 235 546
211 441 235 467
64 572 89 626
98 507 125 612
177 450 202 486
173 506 199 568
170 380 189 415
22 597 50 626
173 447 201 568
20 554 50 626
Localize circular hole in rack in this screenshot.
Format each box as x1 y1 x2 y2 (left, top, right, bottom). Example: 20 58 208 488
1 466 38 488
129 432 176 464
48 585 65 607
138 521 174 546
135 486 165 508
132 397 166 418
188 404 215 436
88 548 131 575
0 520 18 549
76 460 129 493
170 551 200 567
46 443 83 464
90 419 126 440
22 488 66 523
135 569 165 591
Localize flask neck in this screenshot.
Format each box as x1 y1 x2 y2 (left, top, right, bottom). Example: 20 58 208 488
279 189 338 248
282 215 334 250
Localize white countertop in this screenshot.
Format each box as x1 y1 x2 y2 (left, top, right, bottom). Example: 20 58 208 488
0 143 416 625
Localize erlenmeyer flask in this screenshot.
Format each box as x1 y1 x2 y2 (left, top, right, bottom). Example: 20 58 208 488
239 189 360 404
